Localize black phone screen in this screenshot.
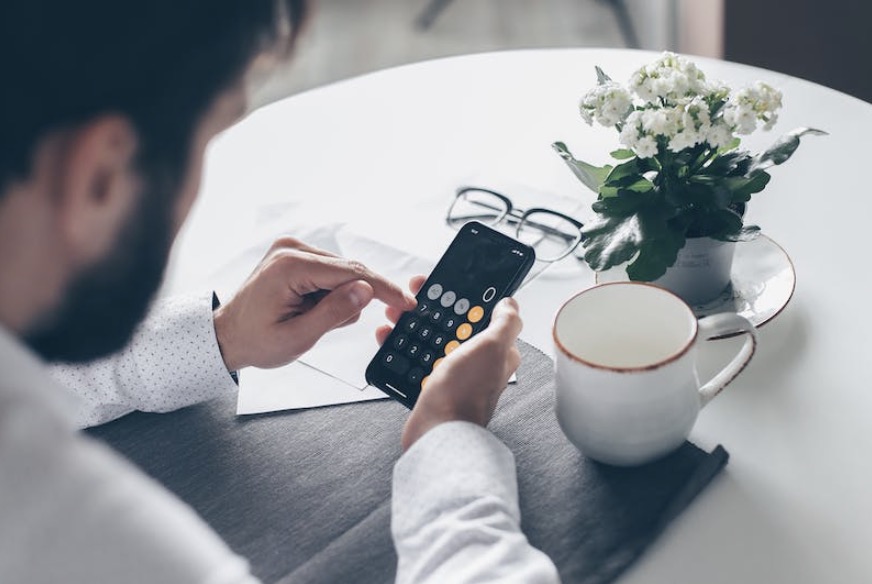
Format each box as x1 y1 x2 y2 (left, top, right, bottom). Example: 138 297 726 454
365 221 535 409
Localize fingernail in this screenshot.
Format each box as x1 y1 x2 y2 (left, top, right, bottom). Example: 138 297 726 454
350 283 370 308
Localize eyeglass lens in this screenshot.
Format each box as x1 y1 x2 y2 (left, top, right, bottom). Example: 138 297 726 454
446 189 508 229
516 210 581 262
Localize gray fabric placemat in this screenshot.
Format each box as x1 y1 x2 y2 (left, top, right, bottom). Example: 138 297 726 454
87 340 728 584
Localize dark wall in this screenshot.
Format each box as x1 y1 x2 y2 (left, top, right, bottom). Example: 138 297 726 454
724 1 872 103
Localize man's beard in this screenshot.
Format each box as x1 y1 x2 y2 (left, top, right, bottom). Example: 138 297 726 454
24 190 174 363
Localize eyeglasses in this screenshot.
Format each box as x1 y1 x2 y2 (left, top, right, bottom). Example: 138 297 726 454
446 186 584 262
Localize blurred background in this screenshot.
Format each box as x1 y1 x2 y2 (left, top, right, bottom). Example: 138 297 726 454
251 0 870 110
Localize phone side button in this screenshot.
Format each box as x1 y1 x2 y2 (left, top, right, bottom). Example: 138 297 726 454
383 352 411 376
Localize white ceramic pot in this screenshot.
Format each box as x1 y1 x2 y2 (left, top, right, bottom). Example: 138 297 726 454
653 237 736 305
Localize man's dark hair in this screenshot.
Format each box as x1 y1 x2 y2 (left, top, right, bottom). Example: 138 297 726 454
0 0 307 197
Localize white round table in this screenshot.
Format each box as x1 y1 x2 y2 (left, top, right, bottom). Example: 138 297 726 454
168 49 872 583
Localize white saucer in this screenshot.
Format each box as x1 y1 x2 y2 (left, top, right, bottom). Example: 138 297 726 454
595 234 796 329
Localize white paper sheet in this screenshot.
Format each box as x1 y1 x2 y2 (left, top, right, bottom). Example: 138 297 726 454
298 229 435 390
208 222 436 415
236 361 387 415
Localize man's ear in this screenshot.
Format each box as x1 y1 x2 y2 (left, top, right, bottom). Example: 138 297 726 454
54 115 140 264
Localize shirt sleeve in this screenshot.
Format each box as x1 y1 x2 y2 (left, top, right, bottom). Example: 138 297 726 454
49 292 238 428
392 421 561 584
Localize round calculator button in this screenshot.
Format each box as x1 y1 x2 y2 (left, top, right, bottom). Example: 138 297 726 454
426 284 443 300
453 298 470 315
440 290 457 308
467 306 485 323
444 340 461 355
482 286 497 303
421 375 430 389
455 323 473 341
432 358 444 370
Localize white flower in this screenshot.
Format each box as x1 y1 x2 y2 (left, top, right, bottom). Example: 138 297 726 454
634 136 658 158
578 53 787 162
618 110 644 146
705 121 735 149
640 107 678 136
579 82 633 127
723 106 757 134
722 81 783 135
668 129 698 152
703 78 731 102
629 52 708 105
629 97 714 153
617 110 660 159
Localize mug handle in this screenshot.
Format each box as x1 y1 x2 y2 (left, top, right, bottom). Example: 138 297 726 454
697 313 757 407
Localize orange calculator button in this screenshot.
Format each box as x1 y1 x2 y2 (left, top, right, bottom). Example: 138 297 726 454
444 340 461 355
455 323 473 341
467 306 485 323
432 358 444 369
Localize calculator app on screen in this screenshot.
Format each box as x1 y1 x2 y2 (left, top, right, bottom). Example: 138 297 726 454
365 221 535 409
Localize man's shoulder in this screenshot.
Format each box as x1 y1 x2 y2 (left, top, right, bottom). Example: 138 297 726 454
0 379 247 583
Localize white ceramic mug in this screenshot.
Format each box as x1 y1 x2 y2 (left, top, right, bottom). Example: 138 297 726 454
553 282 757 466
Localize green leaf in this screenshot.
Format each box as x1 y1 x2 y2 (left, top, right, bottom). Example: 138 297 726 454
703 151 753 177
582 200 685 280
581 215 643 271
623 177 656 193
726 171 770 203
717 137 741 154
603 157 657 187
552 141 612 194
599 185 619 198
610 148 635 160
626 229 685 281
752 127 827 171
592 189 650 216
595 66 612 85
684 209 744 239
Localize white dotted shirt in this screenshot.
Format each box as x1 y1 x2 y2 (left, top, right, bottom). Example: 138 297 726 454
50 293 238 429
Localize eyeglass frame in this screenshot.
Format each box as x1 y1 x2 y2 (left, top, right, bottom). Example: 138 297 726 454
445 186 585 262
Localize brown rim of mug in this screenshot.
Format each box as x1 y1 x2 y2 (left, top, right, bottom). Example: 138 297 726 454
552 282 699 373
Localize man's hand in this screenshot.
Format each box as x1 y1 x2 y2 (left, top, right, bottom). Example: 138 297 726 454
213 237 417 372
376 276 523 451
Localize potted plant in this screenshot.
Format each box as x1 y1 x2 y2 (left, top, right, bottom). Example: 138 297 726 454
554 52 824 304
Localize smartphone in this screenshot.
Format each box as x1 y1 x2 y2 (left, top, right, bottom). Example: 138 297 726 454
365 221 536 409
